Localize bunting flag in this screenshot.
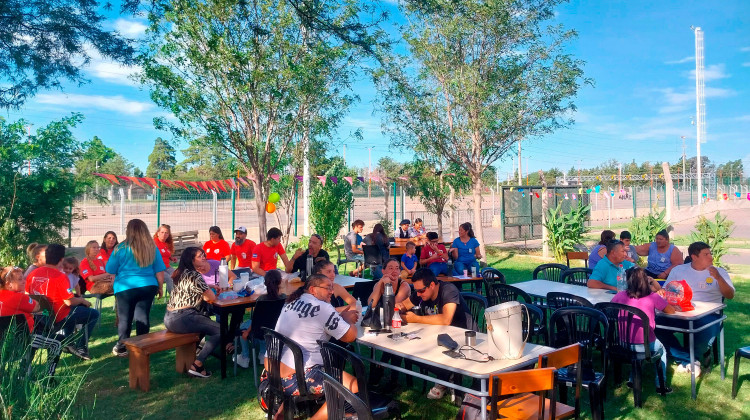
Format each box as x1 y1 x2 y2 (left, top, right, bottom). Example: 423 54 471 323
747 193 750 200
548 192 552 198
723 193 728 200
572 194 577 200
564 194 569 200
295 175 303 182
398 176 409 181
183 181 198 192
735 192 741 198
371 176 381 182
330 176 338 184
246 175 256 182
344 176 353 185
215 180 228 192
173 180 191 192
198 181 211 192
594 185 601 193
93 173 120 185
534 192 539 198
357 176 365 182
126 176 145 189
140 177 157 189
238 177 250 187
159 179 174 188
317 176 327 186
270 174 280 182
509 187 514 191
578 188 583 194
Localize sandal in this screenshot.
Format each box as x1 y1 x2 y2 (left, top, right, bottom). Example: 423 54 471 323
225 343 235 354
427 384 447 400
188 362 212 378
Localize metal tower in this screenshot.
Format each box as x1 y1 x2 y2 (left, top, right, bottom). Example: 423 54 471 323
693 26 706 205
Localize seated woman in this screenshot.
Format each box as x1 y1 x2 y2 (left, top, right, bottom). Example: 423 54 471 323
408 218 427 239
589 230 615 270
80 240 114 294
164 247 221 378
450 222 481 276
202 226 231 262
234 269 286 369
314 260 357 312
635 229 683 280
363 224 390 279
23 243 46 280
0 266 40 331
611 267 675 394
176 247 236 288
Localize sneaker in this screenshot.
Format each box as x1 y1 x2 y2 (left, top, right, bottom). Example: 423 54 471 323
112 345 128 357
427 384 448 400
233 354 250 369
66 346 91 361
656 386 674 395
687 361 702 377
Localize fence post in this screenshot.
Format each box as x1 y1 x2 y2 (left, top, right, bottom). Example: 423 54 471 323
212 190 218 227
649 187 652 209
632 187 637 218
156 173 161 229
499 187 505 242
68 200 73 247
392 182 397 230
400 185 405 221
120 187 125 236
231 178 236 231
690 182 693 206
676 182 680 209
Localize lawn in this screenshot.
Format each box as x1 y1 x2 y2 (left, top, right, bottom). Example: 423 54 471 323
49 251 750 419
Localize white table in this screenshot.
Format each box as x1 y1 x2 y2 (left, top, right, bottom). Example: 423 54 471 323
513 279 726 399
357 323 552 420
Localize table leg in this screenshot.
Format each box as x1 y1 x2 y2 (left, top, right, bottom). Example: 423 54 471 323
689 320 696 400
219 310 228 379
481 378 487 420
720 323 726 380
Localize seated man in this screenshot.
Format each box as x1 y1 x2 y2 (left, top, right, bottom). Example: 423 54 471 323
251 228 292 277
270 274 359 420
230 226 256 270
26 243 99 360
656 241 735 376
343 220 365 277
397 269 476 399
394 219 410 239
287 233 330 278
419 232 450 277
587 240 635 291
620 230 639 264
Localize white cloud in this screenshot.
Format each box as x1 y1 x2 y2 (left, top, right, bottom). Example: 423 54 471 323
655 86 736 114
738 115 750 121
743 62 750 67
114 19 148 38
81 45 142 86
36 93 154 115
688 64 729 81
741 46 750 52
665 56 694 64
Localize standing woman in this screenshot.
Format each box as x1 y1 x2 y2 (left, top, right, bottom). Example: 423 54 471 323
589 230 616 270
99 231 119 265
450 222 482 276
154 224 178 293
106 219 166 357
203 226 231 262
164 247 220 378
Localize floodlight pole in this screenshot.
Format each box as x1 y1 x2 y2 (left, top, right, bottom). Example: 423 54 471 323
692 26 705 211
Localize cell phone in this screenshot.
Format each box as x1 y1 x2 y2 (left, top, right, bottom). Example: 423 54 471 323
442 350 462 358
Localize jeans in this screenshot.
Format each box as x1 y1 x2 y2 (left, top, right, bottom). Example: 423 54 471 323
655 313 722 366
452 260 481 276
114 285 158 350
630 339 668 387
238 319 264 360
165 308 221 363
427 262 450 277
61 306 100 349
164 267 175 294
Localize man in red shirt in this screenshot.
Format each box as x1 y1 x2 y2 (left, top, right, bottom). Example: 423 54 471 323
251 228 293 276
26 244 99 360
230 226 256 270
420 232 450 276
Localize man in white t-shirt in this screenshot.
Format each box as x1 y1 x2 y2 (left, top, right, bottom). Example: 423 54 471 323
656 241 735 376
270 274 358 419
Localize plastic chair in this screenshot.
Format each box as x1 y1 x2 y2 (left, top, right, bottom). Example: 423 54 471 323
732 346 750 399
548 306 608 419
546 292 594 311
561 268 593 287
488 283 532 307
337 235 363 275
488 368 575 420
239 298 285 387
362 245 383 279
566 251 589 268
352 280 377 306
522 303 547 345
595 302 669 407
321 372 374 420
320 341 401 419
533 263 569 283
538 343 583 419
481 268 505 296
461 292 488 333
263 328 321 420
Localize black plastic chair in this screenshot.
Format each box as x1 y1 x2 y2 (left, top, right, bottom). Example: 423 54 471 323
521 303 547 345
321 372 374 420
352 280 377 306
548 307 609 420
481 268 506 297
337 235 363 276
561 268 593 287
595 302 668 407
547 292 594 311
488 283 533 307
533 263 568 283
240 298 286 386
732 346 750 399
263 328 321 420
362 245 383 279
461 292 488 333
320 341 401 419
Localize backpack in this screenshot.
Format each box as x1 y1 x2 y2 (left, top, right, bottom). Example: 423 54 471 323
455 394 486 420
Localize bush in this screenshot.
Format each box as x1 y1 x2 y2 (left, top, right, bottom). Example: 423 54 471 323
544 201 591 261
309 162 354 248
286 235 310 252
689 212 734 269
629 209 668 245
373 211 392 237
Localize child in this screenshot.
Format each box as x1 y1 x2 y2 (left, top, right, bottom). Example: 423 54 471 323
611 267 676 393
62 256 81 296
0 266 40 331
400 241 418 280
23 243 46 280
234 270 286 368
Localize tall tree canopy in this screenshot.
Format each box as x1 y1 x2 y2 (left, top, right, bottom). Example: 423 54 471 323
146 137 177 177
0 0 134 109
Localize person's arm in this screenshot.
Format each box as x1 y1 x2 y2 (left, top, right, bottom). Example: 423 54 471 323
709 266 735 299
333 283 357 312
156 271 164 299
597 247 607 258
587 279 616 291
89 272 112 283
202 288 217 304
286 249 305 273
395 282 411 303
229 253 237 270
251 261 265 277
403 302 457 325
228 270 237 283
64 296 91 307
367 279 385 306
658 247 683 279
634 243 650 256
474 242 482 260
395 296 414 311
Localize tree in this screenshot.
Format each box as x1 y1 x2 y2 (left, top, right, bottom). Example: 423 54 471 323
0 115 83 265
0 0 134 109
139 0 372 240
146 137 177 177
175 140 237 181
371 157 404 225
74 136 117 193
309 161 355 248
377 0 587 258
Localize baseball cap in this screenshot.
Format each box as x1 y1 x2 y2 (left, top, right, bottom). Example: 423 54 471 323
234 226 247 234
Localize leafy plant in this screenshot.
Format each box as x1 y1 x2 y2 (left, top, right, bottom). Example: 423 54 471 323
629 209 669 245
309 162 355 248
689 212 734 269
373 211 393 238
544 201 591 261
286 235 310 253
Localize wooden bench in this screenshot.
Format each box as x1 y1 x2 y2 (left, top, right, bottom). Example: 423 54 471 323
172 230 199 259
123 330 200 392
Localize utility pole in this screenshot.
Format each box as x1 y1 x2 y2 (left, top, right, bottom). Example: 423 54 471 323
517 139 522 185
577 159 582 185
618 163 622 193
681 136 687 191
692 26 705 207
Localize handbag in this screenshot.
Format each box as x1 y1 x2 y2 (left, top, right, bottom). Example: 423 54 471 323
360 302 382 329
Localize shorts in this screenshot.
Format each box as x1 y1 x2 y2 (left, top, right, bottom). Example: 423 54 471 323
350 255 365 263
281 365 325 397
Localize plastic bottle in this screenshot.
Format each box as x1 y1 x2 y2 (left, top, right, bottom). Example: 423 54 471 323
218 259 229 289
355 299 363 326
382 282 395 329
616 264 627 292
392 309 402 328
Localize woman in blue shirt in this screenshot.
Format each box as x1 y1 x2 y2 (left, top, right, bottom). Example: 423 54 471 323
450 222 482 276
106 219 166 357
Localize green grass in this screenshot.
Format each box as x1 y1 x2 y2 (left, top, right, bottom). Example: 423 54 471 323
49 254 750 419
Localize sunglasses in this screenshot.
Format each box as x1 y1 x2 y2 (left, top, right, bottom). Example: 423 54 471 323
3 267 21 280
414 286 428 294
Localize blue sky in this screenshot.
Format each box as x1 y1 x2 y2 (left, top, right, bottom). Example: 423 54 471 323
6 0 749 179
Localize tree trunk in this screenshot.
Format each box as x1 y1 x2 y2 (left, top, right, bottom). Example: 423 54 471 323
471 177 487 264
436 209 443 240
253 178 268 242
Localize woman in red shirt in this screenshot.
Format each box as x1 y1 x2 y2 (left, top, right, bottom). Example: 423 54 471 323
154 224 178 293
0 266 39 330
202 226 231 262
98 231 119 264
80 240 114 294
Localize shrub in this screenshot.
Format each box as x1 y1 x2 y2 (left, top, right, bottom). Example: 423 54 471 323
689 212 734 269
544 201 591 261
373 211 392 238
286 235 310 253
629 209 669 245
309 162 354 248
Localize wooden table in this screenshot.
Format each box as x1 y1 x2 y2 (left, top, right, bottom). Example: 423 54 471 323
357 323 552 420
389 238 452 256
211 274 367 378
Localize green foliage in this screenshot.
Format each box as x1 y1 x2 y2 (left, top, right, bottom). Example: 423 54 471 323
310 163 354 248
373 211 393 237
544 201 591 261
629 209 669 245
286 235 310 253
146 137 177 177
0 116 83 266
689 213 734 269
0 0 134 109
404 159 471 234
